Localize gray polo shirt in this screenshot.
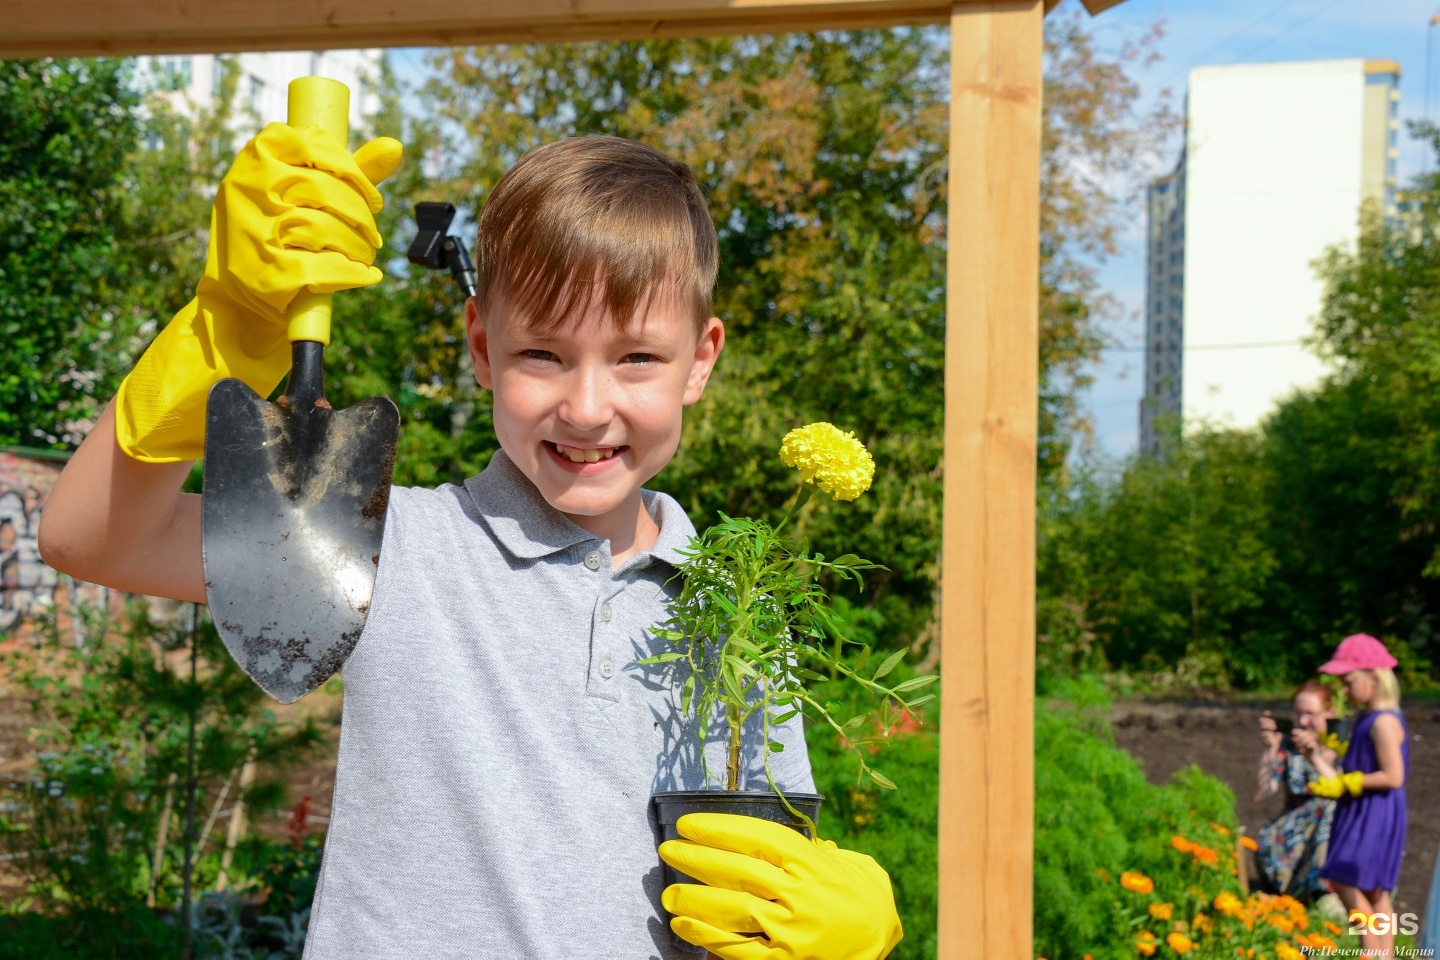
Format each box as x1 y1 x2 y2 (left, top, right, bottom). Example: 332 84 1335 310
303 450 815 959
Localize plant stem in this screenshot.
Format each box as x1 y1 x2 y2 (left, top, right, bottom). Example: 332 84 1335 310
725 703 743 791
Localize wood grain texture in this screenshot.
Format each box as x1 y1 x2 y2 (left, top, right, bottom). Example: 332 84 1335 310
1 0 959 57
938 2 1042 957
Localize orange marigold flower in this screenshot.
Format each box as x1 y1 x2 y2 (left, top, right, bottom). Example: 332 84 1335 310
1121 871 1156 894
1210 822 1232 837
1171 836 1194 854
1167 932 1194 954
1149 903 1174 921
1239 836 1259 851
1323 921 1342 935
1191 844 1219 866
1136 931 1159 957
1276 942 1304 960
1267 914 1295 933
1192 912 1213 933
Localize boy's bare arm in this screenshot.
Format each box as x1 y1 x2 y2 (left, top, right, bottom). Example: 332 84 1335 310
38 399 206 603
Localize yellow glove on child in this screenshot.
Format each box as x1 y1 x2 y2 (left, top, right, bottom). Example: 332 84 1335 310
659 813 903 960
115 124 403 463
1307 771 1364 798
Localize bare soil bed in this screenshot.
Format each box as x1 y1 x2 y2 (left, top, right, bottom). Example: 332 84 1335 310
1112 698 1440 926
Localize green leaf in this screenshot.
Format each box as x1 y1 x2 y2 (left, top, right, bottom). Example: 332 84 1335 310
891 675 938 693
636 652 686 664
871 649 906 681
868 769 898 790
766 740 785 753
681 675 695 715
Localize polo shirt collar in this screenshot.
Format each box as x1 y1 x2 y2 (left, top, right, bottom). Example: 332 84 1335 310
463 449 698 570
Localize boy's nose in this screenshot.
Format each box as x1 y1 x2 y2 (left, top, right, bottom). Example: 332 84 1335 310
558 367 615 430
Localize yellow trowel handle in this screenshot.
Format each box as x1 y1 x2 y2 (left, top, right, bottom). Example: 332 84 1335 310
286 76 350 346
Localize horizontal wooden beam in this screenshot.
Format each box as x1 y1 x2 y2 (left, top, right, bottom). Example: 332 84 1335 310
3 0 955 58
2 0 1125 58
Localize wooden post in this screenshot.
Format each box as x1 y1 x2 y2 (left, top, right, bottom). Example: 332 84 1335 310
939 2 1042 958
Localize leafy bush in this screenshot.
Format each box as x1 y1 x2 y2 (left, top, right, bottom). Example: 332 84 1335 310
1034 677 1357 959
805 671 938 960
0 603 325 940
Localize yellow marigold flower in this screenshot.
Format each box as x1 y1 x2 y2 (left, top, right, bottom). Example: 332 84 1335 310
1192 913 1213 933
1210 822 1232 837
1137 931 1159 957
1213 892 1243 917
1120 871 1156 894
1149 903 1174 920
1239 835 1259 851
1275 943 1303 960
779 423 875 501
1167 932 1194 955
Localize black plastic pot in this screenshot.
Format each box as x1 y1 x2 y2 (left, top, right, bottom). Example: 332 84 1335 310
652 789 825 948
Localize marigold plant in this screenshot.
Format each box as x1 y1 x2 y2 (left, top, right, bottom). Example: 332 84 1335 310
643 423 935 796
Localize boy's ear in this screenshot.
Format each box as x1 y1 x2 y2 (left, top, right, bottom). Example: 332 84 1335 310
683 317 725 406
466 297 494 390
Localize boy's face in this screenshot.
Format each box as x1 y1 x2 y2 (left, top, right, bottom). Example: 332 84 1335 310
466 286 724 547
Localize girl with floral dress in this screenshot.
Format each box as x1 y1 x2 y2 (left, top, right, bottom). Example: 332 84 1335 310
1253 679 1338 900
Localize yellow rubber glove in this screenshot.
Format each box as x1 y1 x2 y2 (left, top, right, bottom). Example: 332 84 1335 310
115 123 403 463
1319 731 1349 759
659 813 903 960
1307 771 1364 798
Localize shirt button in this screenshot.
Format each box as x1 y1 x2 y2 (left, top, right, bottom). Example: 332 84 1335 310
583 550 602 571
599 660 615 678
599 603 613 622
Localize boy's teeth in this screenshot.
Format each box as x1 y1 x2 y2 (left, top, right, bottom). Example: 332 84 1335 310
557 445 616 463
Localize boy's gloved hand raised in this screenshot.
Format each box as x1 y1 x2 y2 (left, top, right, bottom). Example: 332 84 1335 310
659 813 903 960
115 123 403 463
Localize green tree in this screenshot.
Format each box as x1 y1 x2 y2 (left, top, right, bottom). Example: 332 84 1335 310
1039 427 1278 686
372 15 1170 648
0 59 140 448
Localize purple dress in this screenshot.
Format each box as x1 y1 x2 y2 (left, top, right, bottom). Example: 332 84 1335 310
1321 709 1409 891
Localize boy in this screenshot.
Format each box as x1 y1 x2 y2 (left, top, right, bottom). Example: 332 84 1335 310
40 126 900 959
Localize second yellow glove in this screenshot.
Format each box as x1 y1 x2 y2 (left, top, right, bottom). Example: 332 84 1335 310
115 124 403 463
659 812 903 960
1307 771 1364 798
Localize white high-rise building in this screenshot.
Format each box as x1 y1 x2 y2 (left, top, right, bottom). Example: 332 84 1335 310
139 51 383 140
1140 58 1400 451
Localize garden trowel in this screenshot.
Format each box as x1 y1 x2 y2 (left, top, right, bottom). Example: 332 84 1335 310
202 77 399 704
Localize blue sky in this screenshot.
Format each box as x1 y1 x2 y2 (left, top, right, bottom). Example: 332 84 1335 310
1078 0 1438 458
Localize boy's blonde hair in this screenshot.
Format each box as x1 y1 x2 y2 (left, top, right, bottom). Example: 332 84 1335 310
1368 668 1401 710
474 135 717 333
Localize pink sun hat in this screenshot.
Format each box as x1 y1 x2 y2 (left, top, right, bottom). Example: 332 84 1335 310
1317 633 1398 675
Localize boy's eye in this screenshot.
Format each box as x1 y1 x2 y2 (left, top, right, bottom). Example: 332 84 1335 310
522 349 557 362
622 353 658 364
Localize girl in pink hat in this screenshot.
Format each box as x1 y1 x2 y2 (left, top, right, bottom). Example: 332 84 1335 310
1307 633 1409 957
